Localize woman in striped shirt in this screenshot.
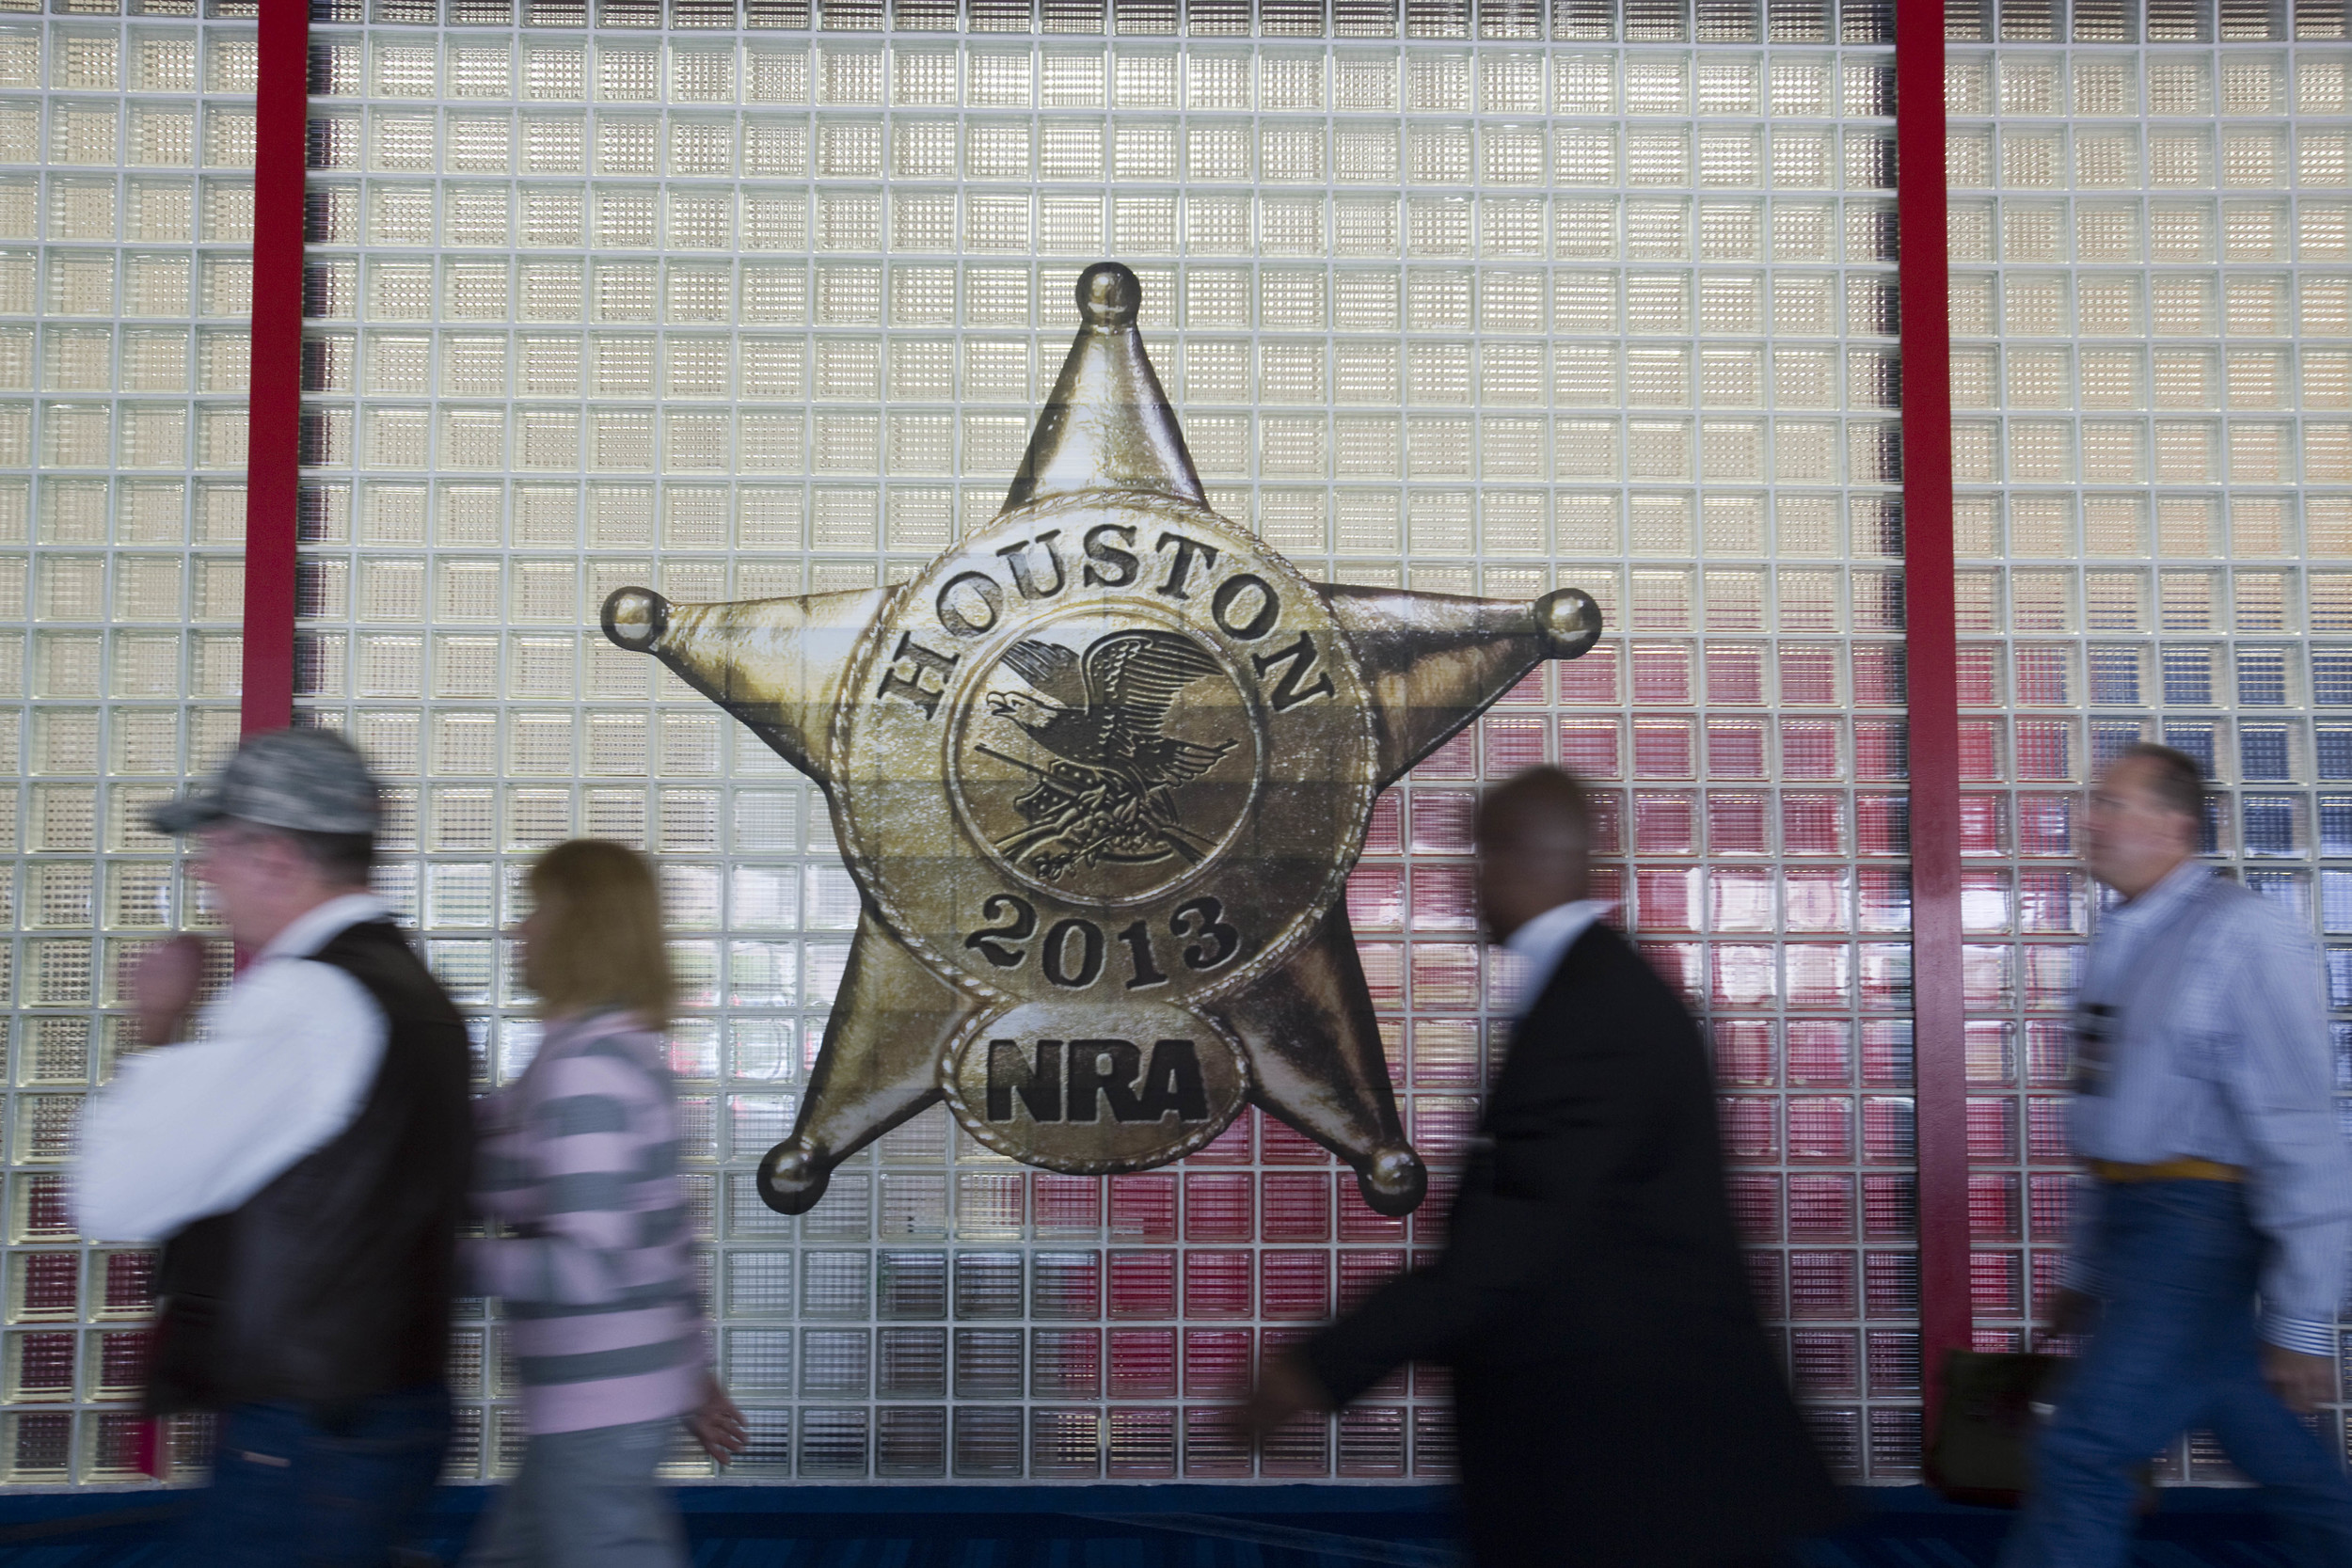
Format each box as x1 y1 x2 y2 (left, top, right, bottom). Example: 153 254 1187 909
465 839 745 1567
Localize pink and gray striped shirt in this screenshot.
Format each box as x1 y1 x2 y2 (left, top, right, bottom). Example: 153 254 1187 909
466 1010 704 1435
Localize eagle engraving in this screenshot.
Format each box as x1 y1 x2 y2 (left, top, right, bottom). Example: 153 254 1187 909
977 630 1240 879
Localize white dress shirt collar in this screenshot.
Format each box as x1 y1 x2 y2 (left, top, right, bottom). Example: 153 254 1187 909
256 892 391 963
1502 897 1615 1016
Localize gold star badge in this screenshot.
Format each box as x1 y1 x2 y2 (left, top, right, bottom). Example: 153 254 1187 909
604 263 1601 1217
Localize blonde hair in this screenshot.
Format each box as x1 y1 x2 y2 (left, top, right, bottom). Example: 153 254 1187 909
524 839 675 1028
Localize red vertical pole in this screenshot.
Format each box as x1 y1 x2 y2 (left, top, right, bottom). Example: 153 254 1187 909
1895 0 1973 1445
241 0 309 735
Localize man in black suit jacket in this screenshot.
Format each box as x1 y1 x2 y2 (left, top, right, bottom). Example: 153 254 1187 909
1242 768 1841 1568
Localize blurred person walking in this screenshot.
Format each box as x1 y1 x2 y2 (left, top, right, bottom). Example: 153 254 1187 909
73 728 474 1567
1240 767 1840 1568
464 839 745 1568
2000 744 2352 1568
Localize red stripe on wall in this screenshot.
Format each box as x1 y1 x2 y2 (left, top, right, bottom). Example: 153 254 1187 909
241 0 308 736
1894 0 1973 1439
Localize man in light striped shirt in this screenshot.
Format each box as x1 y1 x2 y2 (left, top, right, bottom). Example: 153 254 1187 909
2003 743 2352 1568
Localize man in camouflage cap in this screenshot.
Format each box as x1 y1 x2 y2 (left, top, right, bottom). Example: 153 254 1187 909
73 727 473 1566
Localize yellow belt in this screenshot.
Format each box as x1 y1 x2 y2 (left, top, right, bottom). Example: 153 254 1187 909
2090 1157 2245 1184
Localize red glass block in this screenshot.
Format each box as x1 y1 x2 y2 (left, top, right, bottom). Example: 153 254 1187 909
1106 1251 1176 1318
1183 1406 1254 1478
1032 1252 1103 1319
1711 943 1777 1007
1411 1403 1457 1478
1359 942 1406 1006
1364 791 1402 854
16 1255 78 1320
1182 1251 1252 1318
1784 943 1851 1007
1962 944 2017 1009
1863 1174 1916 1239
1030 1328 1102 1399
20 1175 74 1242
1965 1021 2016 1085
1640 940 1703 1004
1865 1250 1918 1316
1706 719 1767 779
1861 1022 1913 1086
1338 1406 1407 1478
1482 714 1549 776
1181 1328 1253 1398
1260 1119 1330 1165
1377 1016 1406 1088
1706 866 1771 931
1261 1252 1331 1320
1558 716 1623 779
1788 1175 1855 1240
1637 866 1700 931
1712 1019 1775 1085
1109 1175 1177 1240
2017 870 2087 935
1412 1182 1455 1246
1409 943 1481 1007
1706 791 1770 853
1631 717 1696 779
1587 790 1624 854
1183 1174 1252 1242
2015 718 2076 782
1558 640 1619 704
1780 719 1842 780
1787 1096 1854 1163
1867 1329 1921 1396
1406 790 1476 853
1408 1019 1482 1090
2024 1022 2070 1085
1954 643 1999 705
1958 793 2008 857
1957 719 2003 780
1633 791 1695 853
1408 864 1479 930
1790 1328 1860 1396
1789 1250 1858 1319
2026 1097 2070 1162
1345 865 1405 930
1967 1097 2019 1163
2016 794 2075 856
1855 867 1909 930
1337 1250 1406 1311
1409 1097 1480 1165
1727 1173 1782 1241
1971 1250 2024 1316
1262 1411 1331 1478
1851 644 1904 706
1497 668 1546 705
1706 643 1765 704
1033 1175 1101 1235
1186 1112 1254 1164
1337 1177 1407 1242
1969 1173 2021 1241
1858 942 1913 1009
1717 1096 1780 1163
1774 867 1843 933
1787 1021 1851 1084
1855 795 1909 856
2024 945 2085 1010
1781 792 1846 854
1629 641 1693 704
2012 645 2068 705
12 1331 76 1400
1777 643 1837 704
1862 1097 1916 1163
1973 1327 2023 1353
1261 1174 1331 1242
2027 1173 2074 1242
1745 1250 1786 1322
1856 720 1909 782
1410 728 1478 781
1106 1407 1177 1480
1108 1328 1177 1398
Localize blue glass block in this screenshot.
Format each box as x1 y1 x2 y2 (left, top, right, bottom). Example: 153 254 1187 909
2243 869 2312 924
2331 1021 2352 1089
2325 872 2352 935
2162 647 2214 706
2243 796 2300 857
2089 721 2145 770
2320 724 2352 781
2235 647 2291 708
2164 722 2217 777
2315 652 2352 707
2199 798 2222 856
2240 723 2293 783
2325 798 2352 857
2086 646 2142 706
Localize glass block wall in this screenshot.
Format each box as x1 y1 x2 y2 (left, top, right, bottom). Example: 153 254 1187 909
279 0 1920 1484
0 1 257 1485
1945 0 2352 1479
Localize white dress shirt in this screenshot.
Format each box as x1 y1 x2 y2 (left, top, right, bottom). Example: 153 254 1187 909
1501 898 1616 1017
72 894 394 1243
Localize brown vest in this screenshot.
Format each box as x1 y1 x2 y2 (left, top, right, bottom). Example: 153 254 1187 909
147 919 473 1416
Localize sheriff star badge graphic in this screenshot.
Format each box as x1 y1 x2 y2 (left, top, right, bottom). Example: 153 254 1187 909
603 262 1602 1218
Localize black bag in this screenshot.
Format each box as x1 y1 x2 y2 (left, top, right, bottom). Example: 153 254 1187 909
1927 1349 2067 1507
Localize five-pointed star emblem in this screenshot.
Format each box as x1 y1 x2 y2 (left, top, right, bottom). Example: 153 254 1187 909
604 262 1602 1217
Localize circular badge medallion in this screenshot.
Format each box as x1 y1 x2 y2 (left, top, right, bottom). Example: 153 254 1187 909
834 489 1379 1017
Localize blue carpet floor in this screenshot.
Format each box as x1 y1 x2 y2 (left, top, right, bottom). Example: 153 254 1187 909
0 1485 2294 1566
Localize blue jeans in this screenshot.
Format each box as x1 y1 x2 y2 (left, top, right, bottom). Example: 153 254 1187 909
175 1385 450 1567
2001 1181 2352 1568
461 1417 686 1568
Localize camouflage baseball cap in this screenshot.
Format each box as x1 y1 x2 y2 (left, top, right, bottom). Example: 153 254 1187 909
149 728 382 837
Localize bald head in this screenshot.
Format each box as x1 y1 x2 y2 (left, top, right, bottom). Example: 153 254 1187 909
1475 768 1594 942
